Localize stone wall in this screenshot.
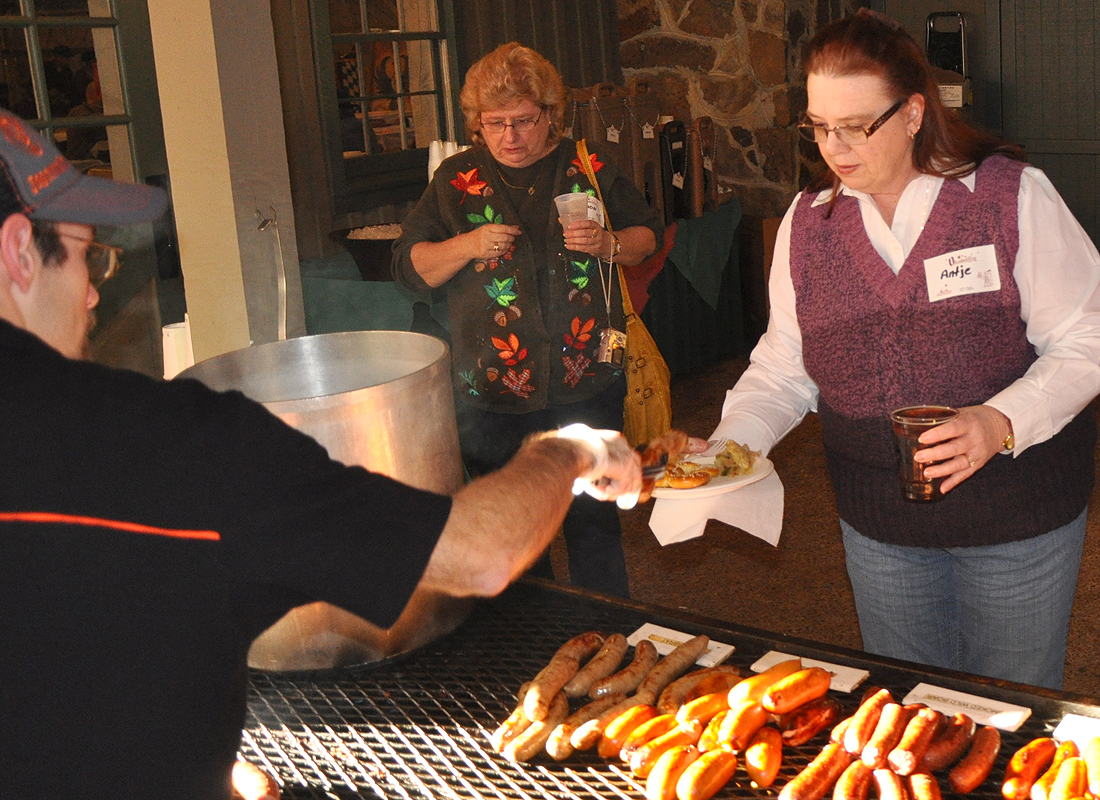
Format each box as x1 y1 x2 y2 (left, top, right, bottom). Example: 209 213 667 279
618 0 857 218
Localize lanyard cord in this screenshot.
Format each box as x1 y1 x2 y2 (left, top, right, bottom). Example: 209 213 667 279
576 139 616 325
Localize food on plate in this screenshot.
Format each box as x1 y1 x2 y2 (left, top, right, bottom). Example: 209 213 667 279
714 439 759 477
640 429 693 500
948 725 1002 794
655 461 720 490
563 632 629 698
590 639 660 698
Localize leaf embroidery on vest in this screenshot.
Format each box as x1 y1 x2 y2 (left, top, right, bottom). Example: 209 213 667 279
572 151 604 175
563 317 595 350
569 182 597 197
569 258 591 289
501 368 535 397
466 203 502 225
484 275 517 307
491 333 527 365
458 370 480 396
450 168 487 203
562 353 594 388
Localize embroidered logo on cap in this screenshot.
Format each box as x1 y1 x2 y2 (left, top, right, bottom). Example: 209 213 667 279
0 116 44 158
28 156 68 195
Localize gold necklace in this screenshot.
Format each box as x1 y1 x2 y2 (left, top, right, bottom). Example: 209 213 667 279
496 159 546 195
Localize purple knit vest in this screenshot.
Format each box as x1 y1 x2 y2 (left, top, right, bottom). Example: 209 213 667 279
790 157 1094 547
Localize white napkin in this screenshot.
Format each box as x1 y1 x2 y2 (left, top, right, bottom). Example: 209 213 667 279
648 472 784 546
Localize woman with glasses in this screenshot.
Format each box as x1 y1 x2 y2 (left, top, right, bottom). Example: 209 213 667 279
393 43 663 597
711 10 1100 689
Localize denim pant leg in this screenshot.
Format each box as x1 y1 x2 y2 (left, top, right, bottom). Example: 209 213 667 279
841 521 960 671
952 508 1086 690
841 509 1086 690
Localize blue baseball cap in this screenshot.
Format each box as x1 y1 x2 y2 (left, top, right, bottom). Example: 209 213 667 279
0 108 167 225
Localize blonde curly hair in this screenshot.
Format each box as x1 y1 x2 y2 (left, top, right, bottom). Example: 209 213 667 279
459 42 566 147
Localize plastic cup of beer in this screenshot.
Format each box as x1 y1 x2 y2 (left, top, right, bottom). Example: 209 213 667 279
554 192 590 228
889 405 959 502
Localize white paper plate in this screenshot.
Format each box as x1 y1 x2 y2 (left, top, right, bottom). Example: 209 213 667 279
651 457 774 499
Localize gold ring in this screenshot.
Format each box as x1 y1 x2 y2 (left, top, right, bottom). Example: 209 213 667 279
967 456 976 467
493 243 500 251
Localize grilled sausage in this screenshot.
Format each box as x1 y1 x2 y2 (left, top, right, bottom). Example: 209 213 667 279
948 725 1001 794
729 658 803 707
1030 740 1079 800
676 748 739 800
861 703 914 769
636 635 711 705
570 694 650 750
631 719 705 778
698 710 728 752
745 725 784 788
504 691 570 762
490 696 533 753
718 699 771 752
231 760 281 800
684 669 743 704
832 716 854 744
647 745 701 800
779 741 853 800
563 632 629 698
843 688 894 756
908 773 944 800
621 713 684 762
676 692 731 728
545 692 626 761
782 696 843 747
762 667 832 715
832 759 874 800
658 666 738 715
1002 737 1058 800
524 631 604 721
1046 756 1087 800
918 713 976 773
888 707 944 776
597 703 659 759
590 639 660 698
873 768 912 800
1082 737 1100 795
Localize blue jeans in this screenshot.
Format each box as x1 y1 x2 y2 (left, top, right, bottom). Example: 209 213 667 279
455 376 630 597
841 508 1087 690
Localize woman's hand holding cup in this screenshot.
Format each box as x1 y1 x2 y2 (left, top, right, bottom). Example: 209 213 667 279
562 219 610 258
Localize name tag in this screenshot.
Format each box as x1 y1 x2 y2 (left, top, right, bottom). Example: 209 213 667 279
923 244 1001 302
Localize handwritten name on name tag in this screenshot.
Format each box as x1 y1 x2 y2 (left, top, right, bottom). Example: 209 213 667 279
924 244 1001 303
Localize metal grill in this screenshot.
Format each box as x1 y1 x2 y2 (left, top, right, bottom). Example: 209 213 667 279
241 580 1082 800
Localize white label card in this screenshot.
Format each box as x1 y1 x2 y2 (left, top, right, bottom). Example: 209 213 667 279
585 195 606 228
703 156 714 172
903 683 1031 731
750 650 869 694
672 172 685 189
607 125 620 143
642 123 655 139
924 244 1001 302
628 623 734 668
1052 713 1100 747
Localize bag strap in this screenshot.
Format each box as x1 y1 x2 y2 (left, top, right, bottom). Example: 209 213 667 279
577 139 636 316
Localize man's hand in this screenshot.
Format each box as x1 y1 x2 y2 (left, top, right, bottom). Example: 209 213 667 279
556 424 642 508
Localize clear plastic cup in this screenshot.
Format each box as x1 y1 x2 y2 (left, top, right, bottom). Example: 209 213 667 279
889 405 959 502
554 192 590 227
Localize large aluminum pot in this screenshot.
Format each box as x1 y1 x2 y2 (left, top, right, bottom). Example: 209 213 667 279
177 330 469 670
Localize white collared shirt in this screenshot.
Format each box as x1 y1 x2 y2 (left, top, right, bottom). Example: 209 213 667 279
714 166 1100 457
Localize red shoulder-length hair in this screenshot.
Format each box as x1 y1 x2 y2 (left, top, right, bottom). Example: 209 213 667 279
802 9 1025 193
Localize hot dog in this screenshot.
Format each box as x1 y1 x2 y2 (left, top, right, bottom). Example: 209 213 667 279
861 703 914 769
1002 737 1058 800
832 716 854 744
647 745 701 800
843 688 894 756
636 635 711 704
590 639 660 698
231 759 280 800
597 703 659 759
621 713 684 762
676 748 739 800
570 694 650 750
873 768 912 800
745 725 784 788
676 691 731 728
563 632 629 698
908 773 944 800
504 691 570 762
1046 756 1087 800
717 699 771 752
684 668 743 704
698 710 728 752
918 713 976 773
545 692 626 761
782 696 843 747
630 719 705 778
832 759 873 800
524 631 605 721
779 741 853 800
658 666 739 715
1030 740 1079 800
1082 737 1100 796
948 725 1001 794
728 658 803 707
762 667 832 715
888 707 944 776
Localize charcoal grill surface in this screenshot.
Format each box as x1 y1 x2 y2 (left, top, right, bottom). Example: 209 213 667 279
241 579 1100 800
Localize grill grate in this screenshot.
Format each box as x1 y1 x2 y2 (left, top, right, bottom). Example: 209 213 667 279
242 581 1071 800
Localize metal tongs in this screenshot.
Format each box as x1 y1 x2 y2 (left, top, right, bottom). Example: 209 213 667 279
640 449 669 481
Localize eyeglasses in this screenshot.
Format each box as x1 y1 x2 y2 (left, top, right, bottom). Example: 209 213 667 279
797 99 906 146
57 232 123 288
480 108 544 135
